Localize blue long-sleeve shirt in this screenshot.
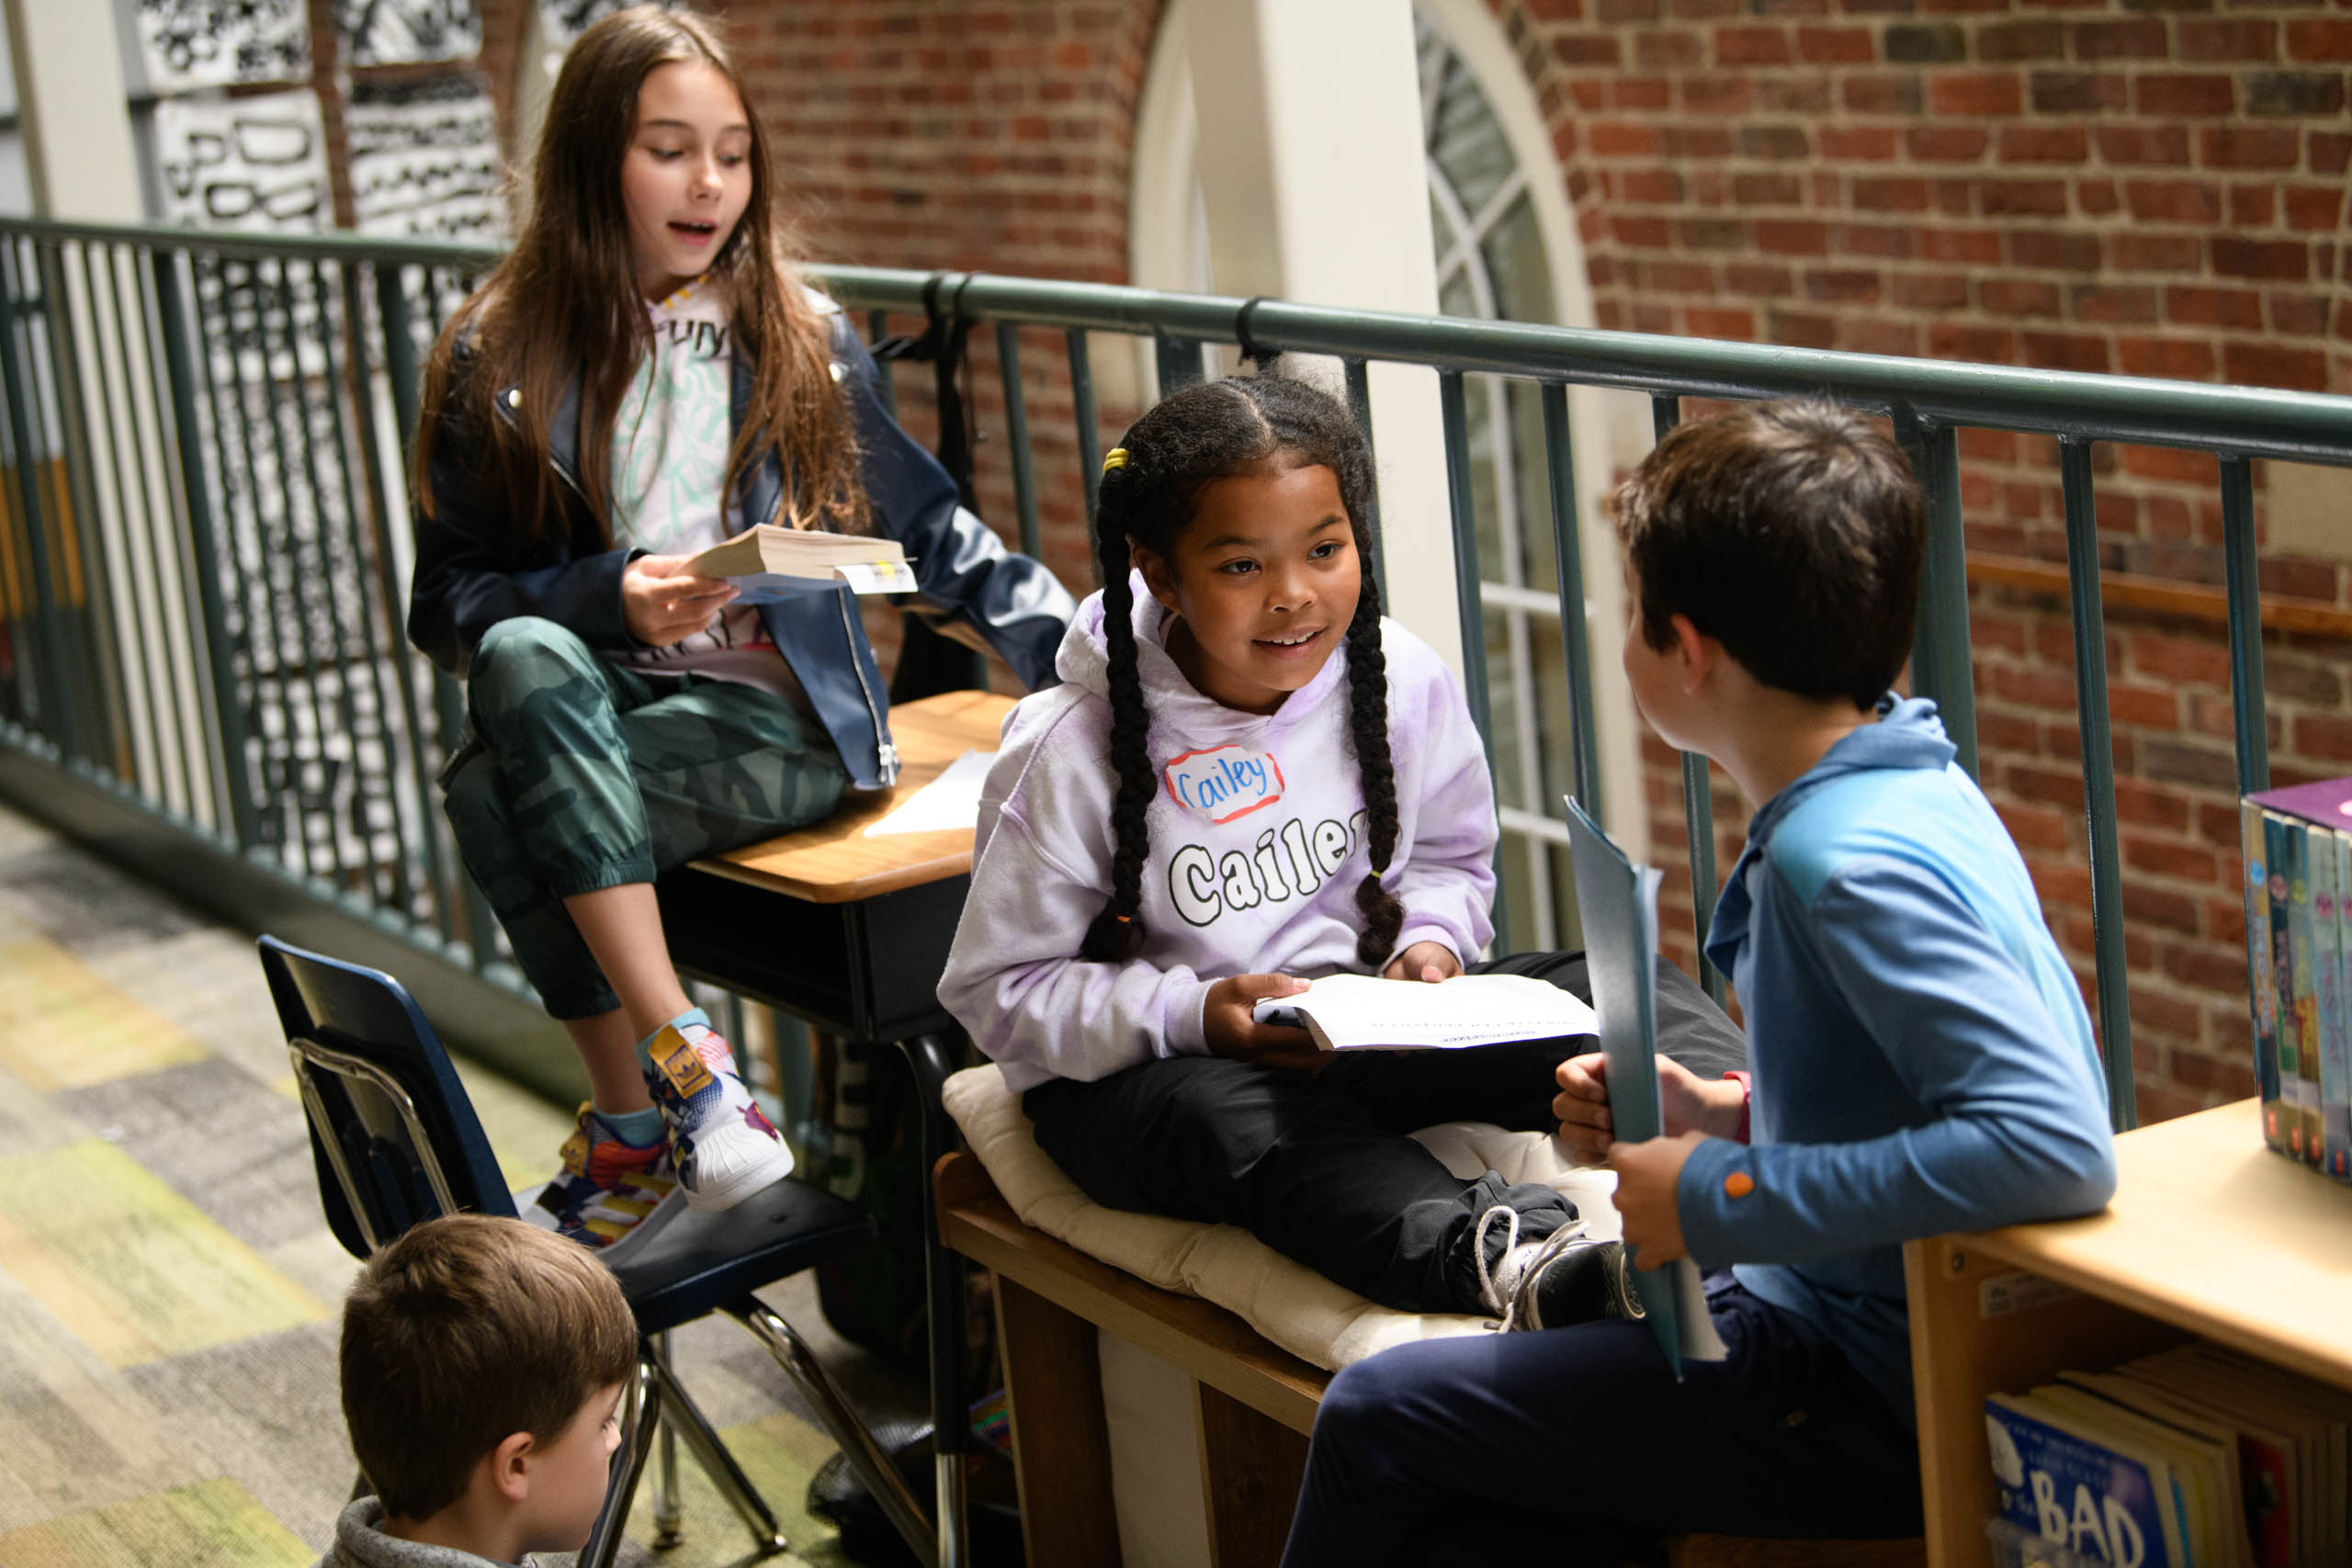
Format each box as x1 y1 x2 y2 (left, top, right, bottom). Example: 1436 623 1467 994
1677 697 2118 1425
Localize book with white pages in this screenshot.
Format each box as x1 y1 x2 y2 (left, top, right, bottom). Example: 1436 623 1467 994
683 524 917 601
1565 793 1728 1378
1249 971 1597 1051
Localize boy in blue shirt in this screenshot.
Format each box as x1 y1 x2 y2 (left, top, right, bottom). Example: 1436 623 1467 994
1278 399 2119 1566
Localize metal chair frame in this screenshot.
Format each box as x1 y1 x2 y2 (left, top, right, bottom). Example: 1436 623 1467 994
283 1013 940 1568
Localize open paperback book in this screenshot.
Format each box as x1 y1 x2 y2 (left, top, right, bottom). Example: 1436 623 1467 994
683 524 917 603
1249 972 1597 1051
1565 795 1728 1379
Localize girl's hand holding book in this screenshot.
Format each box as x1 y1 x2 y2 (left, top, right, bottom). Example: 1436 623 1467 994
1204 973 1322 1071
1553 1054 1746 1162
622 553 739 648
1381 941 1462 984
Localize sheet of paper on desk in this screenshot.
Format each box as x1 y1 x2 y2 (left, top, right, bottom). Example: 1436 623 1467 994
1248 972 1596 1049
863 750 997 836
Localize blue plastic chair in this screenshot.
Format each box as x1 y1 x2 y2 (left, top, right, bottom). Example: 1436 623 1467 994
259 935 941 1567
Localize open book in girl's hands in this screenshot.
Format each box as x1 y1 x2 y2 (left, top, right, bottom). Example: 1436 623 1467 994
683 524 917 601
1249 972 1597 1051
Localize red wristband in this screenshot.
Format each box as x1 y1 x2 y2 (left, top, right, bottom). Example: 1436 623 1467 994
1724 1071 1752 1144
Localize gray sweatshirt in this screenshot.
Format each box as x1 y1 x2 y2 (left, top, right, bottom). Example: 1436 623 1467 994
313 1498 524 1568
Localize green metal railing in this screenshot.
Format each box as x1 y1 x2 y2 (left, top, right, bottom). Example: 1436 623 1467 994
1 217 2341 1128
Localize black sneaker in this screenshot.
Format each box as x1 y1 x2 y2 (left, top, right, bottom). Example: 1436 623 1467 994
1507 1227 1645 1332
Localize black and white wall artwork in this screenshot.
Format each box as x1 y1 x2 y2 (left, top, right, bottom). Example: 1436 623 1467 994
153 90 331 232
347 76 506 241
538 0 639 52
133 0 311 94
334 0 481 69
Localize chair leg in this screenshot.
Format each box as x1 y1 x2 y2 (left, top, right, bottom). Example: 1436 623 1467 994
899 1032 973 1568
642 1333 790 1557
580 1358 663 1568
651 1329 684 1550
728 1294 940 1568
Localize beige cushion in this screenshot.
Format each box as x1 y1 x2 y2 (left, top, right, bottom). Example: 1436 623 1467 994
942 1063 1622 1373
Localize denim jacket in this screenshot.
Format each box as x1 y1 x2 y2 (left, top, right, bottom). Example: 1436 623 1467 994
407 300 1073 788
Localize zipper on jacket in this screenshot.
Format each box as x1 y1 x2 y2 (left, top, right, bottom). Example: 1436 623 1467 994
837 591 899 784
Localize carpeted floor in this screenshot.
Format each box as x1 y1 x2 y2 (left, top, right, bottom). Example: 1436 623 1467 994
0 801 923 1567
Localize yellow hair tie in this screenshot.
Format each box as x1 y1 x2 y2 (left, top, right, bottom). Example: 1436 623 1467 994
1102 447 1129 473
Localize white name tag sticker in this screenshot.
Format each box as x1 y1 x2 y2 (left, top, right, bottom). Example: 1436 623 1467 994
1162 744 1285 824
833 560 918 594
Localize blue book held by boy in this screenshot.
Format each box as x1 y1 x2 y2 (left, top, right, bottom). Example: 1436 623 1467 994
1565 796 1727 1378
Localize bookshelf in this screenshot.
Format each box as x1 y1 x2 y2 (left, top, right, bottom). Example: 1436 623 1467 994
1905 1098 2352 1567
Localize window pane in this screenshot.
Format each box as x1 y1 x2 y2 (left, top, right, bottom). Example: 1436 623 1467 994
1425 55 1512 220
1481 192 1556 325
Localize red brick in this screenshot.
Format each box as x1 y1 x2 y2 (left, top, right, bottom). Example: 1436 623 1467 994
2224 342 2329 389
2098 125 2192 166
2201 127 2302 170
1982 277 2064 316
1552 32 1624 64
1797 26 1876 62
1907 126 1992 163
1933 71 2025 115
1685 307 1758 338
1756 219 1831 254
1980 20 2066 61
2160 939 2255 993
2125 833 2220 881
1979 178 2071 216
2118 334 2218 380
2032 72 2129 114
2071 285 2158 323
2123 879 2204 936
1684 74 1755 114
1894 270 1973 308
1820 125 1900 159
2286 18 2352 62
2000 801 2074 852
1853 175 1932 211
2000 125 2088 163
2285 186 2346 231
1920 226 2005 263
2312 132 2352 176
2230 186 2277 227
2177 18 2278 62
2211 236 2311 280
2123 178 2222 226
1928 324 2016 362
1844 73 1925 114
2293 713 2352 760
1840 223 1916 258
2163 284 2264 329
1589 120 1663 157
1715 24 1792 62
2012 230 2103 271
2073 18 2168 59
2135 73 2236 117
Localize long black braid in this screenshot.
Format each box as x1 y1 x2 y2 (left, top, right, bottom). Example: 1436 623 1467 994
1080 374 1407 968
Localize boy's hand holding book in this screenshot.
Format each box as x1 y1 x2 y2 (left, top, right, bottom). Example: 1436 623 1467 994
622 552 738 647
1552 1053 1745 1161
1608 1131 1706 1269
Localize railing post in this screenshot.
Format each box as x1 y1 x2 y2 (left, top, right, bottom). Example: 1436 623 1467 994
148 245 261 850
1539 380 1601 822
1648 394 1724 1004
2058 438 2137 1132
1342 355 1385 603
0 240 80 759
1066 328 1102 536
1438 368 1510 955
2219 456 2268 796
993 321 1042 560
1154 333 1203 396
1894 409 1978 778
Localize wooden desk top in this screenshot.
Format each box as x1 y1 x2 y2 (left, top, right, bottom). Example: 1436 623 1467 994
1960 1099 2352 1391
688 688 1017 905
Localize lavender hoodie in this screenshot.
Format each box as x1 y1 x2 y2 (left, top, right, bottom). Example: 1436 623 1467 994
939 579 1498 1093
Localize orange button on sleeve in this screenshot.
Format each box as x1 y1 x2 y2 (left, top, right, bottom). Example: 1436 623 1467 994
1724 1170 1756 1199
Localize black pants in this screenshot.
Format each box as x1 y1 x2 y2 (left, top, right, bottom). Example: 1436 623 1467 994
1021 951 1747 1315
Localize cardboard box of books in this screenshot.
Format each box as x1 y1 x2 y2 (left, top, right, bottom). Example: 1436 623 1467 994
2243 777 2352 1182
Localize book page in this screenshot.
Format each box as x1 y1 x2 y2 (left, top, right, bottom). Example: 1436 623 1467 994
1249 972 1596 1050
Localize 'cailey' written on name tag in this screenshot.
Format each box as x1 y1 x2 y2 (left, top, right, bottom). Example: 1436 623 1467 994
1162 745 1285 824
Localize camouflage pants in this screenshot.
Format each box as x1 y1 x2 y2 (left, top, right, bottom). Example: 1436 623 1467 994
442 615 847 1019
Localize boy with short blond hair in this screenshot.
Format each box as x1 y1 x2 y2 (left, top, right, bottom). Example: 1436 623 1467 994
1279 399 2120 1564
319 1213 639 1567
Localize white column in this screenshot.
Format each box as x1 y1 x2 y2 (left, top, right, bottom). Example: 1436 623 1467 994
4 0 140 220
1183 0 1464 671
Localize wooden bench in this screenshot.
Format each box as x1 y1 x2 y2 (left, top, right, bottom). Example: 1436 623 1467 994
935 1148 1928 1568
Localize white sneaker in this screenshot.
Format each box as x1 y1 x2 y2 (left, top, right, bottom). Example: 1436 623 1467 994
642 1023 795 1213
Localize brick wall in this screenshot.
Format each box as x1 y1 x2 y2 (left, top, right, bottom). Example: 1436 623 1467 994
1484 0 2352 1118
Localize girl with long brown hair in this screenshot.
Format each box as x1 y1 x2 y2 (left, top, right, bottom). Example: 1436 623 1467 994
408 6 1071 1246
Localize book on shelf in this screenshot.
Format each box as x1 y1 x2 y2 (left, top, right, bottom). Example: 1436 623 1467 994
1985 1339 2352 1568
2243 776 2352 1181
681 524 917 602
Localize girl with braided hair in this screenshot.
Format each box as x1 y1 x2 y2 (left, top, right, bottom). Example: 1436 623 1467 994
940 373 1744 1324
